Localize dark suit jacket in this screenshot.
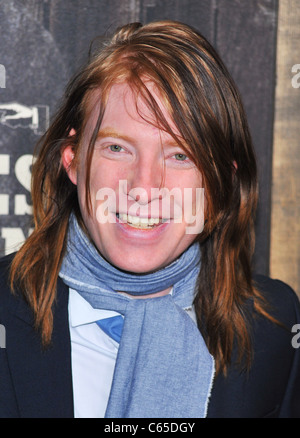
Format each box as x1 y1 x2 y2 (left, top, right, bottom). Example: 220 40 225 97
0 254 300 418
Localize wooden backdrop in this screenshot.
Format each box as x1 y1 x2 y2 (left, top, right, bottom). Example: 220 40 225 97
270 0 300 296
0 0 298 294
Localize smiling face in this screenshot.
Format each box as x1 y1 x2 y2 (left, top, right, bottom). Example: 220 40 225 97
63 82 204 274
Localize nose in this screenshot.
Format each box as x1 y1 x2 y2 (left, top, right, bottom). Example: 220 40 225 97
125 155 165 205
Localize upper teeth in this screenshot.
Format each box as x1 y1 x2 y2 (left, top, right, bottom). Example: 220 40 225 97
118 213 167 227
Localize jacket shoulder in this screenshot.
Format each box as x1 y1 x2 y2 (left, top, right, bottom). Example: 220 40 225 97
208 274 300 418
253 273 300 325
0 253 16 307
0 253 32 326
0 252 15 282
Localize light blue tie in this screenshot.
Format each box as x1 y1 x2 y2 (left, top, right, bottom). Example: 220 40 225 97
96 315 124 343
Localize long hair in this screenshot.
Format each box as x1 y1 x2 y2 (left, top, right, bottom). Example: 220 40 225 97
10 20 274 374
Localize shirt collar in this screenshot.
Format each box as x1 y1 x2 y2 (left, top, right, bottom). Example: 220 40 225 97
69 288 120 328
69 287 174 328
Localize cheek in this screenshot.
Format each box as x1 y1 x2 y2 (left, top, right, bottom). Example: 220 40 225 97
180 174 204 234
89 167 119 195
84 163 125 218
74 164 87 209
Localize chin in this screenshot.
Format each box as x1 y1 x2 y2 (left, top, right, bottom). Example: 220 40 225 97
106 253 165 275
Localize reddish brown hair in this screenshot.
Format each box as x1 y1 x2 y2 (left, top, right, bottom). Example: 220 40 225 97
10 20 274 374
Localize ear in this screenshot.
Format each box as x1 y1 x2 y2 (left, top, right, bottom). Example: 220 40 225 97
232 160 237 173
61 129 77 185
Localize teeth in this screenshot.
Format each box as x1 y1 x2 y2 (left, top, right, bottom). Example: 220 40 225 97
118 213 167 228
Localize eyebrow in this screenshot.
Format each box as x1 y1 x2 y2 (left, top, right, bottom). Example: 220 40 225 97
97 127 186 150
97 128 135 144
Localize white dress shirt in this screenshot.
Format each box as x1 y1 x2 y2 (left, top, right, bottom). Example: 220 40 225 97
68 288 121 418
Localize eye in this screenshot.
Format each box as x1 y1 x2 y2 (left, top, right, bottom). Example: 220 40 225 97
174 153 188 161
109 144 123 152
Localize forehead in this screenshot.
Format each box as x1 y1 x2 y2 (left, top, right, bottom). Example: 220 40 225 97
84 81 181 139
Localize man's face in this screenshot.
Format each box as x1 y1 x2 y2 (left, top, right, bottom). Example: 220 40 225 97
65 82 204 274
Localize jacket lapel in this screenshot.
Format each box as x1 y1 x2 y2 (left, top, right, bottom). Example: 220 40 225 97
6 279 74 418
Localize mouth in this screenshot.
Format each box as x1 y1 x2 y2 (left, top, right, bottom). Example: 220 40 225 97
116 213 169 229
